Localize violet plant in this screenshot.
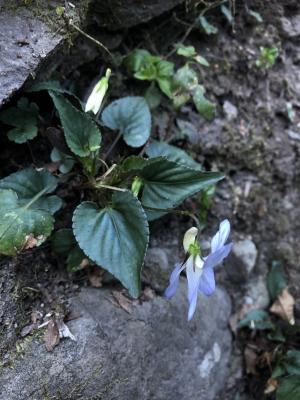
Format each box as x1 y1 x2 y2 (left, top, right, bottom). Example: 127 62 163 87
0 70 225 299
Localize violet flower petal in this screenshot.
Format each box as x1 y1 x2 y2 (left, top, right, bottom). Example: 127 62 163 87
198 267 215 296
211 219 231 252
204 242 233 270
164 262 186 299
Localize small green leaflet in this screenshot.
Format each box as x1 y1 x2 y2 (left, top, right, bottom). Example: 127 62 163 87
248 10 263 23
146 140 201 170
198 16 218 35
49 91 101 157
192 85 215 120
221 5 234 24
238 309 274 330
73 191 149 297
0 168 61 256
52 228 86 271
51 148 75 174
0 97 39 144
101 96 151 148
267 261 287 301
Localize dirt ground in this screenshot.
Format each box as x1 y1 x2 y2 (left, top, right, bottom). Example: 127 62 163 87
1 1 300 398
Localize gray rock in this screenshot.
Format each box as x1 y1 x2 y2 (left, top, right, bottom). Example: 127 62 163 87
287 129 300 141
226 239 258 283
0 284 232 400
280 15 300 38
223 100 238 121
142 247 171 292
0 2 64 106
245 276 270 309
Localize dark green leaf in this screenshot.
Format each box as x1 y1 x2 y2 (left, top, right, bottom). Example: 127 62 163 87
146 140 201 170
248 10 263 23
50 148 75 174
277 376 300 400
52 228 86 272
138 157 223 220
101 96 151 148
192 85 215 120
0 97 39 143
144 84 162 109
238 309 275 330
267 261 287 301
49 91 101 157
73 191 149 297
174 65 198 91
284 351 300 375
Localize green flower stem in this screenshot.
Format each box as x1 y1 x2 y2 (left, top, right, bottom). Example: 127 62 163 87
95 183 127 192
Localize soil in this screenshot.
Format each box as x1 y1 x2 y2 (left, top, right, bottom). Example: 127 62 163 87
1 0 300 398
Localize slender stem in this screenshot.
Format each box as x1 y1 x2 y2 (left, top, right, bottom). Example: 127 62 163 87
103 132 122 161
95 184 127 192
69 22 112 58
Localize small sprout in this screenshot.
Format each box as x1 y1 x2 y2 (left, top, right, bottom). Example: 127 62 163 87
85 68 111 114
256 46 279 70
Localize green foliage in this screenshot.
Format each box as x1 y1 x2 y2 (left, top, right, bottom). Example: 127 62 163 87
0 97 39 143
52 229 86 272
267 261 287 301
238 309 275 330
49 91 101 157
73 191 149 297
192 85 215 121
137 157 223 220
50 148 75 174
101 96 151 147
248 10 263 23
256 46 279 70
221 5 234 24
175 44 210 67
276 376 300 400
146 140 202 170
0 168 61 255
198 16 218 35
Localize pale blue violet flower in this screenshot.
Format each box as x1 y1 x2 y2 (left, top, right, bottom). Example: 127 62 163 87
164 219 232 321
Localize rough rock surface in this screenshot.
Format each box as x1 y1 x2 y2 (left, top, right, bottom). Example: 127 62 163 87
225 239 258 283
0 284 232 400
0 2 64 106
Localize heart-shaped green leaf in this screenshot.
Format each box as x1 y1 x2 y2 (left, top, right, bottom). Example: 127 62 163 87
138 157 223 220
101 96 151 148
0 188 55 256
146 141 201 170
73 191 149 297
277 376 300 400
51 148 75 174
0 167 62 214
0 97 39 143
49 91 101 157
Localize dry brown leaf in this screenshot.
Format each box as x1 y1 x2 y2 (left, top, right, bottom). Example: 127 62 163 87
270 288 295 324
20 323 36 337
56 319 76 341
244 346 258 375
44 320 60 352
112 291 132 314
264 378 278 394
23 234 44 250
143 287 156 300
88 266 104 287
44 161 60 173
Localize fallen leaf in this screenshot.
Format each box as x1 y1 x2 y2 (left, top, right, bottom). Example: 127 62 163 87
44 319 60 352
270 288 295 325
264 378 278 394
112 291 132 314
88 266 104 287
56 319 76 341
21 323 36 337
244 346 258 375
23 234 43 250
44 161 60 173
